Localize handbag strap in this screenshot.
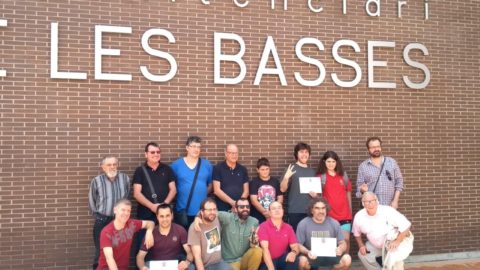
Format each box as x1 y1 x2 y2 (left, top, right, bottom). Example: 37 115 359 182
371 157 387 194
142 165 159 204
185 158 202 212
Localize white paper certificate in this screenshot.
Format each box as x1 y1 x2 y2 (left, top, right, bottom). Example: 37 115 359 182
148 260 178 270
311 237 337 257
299 177 322 194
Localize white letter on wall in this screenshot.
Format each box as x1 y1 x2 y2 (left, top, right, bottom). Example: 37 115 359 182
254 36 287 86
271 0 288 10
331 39 362 88
403 43 430 89
50 22 87 79
294 37 325 87
233 0 249 8
366 0 380 17
368 41 396 89
95 25 132 81
0 19 7 77
214 32 246 85
308 0 323 13
140 29 177 82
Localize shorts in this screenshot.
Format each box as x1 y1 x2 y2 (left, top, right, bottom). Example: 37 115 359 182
310 256 341 267
339 220 352 232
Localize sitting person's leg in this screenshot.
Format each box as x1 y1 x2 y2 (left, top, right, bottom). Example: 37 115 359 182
358 241 382 270
240 246 262 270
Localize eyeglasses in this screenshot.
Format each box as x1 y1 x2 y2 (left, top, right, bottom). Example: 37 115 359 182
362 199 377 205
237 205 250 209
149 151 160 154
188 145 201 149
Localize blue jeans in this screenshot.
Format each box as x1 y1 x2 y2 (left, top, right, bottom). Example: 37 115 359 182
92 213 113 270
259 252 299 270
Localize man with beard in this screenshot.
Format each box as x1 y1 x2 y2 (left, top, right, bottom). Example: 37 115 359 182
280 142 318 231
352 192 413 270
136 203 193 270
89 155 131 270
188 198 232 270
356 137 404 208
97 199 155 270
194 198 262 270
296 198 351 270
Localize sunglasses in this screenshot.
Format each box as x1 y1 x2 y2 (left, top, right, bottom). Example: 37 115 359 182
237 205 250 209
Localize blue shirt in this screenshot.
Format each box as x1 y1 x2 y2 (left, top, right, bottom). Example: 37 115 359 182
171 157 213 216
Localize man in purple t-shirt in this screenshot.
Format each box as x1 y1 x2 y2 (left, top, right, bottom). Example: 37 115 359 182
136 203 193 270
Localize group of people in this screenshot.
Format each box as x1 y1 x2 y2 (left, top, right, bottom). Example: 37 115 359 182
88 136 414 270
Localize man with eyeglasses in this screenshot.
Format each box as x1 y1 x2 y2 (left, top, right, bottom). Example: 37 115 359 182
188 198 233 270
352 192 413 270
133 142 177 252
213 144 249 211
193 198 262 270
356 137 404 209
89 155 131 270
171 136 213 228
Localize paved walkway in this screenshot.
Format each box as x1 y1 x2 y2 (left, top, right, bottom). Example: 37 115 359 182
349 259 480 269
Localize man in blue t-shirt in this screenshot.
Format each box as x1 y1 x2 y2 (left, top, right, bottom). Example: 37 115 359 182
171 136 213 229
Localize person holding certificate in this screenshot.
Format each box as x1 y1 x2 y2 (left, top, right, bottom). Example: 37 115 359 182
296 198 351 270
280 142 318 231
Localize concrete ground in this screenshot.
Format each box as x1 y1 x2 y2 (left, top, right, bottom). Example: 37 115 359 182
349 259 480 269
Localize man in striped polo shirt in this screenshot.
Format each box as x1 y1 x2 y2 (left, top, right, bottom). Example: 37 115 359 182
88 155 131 270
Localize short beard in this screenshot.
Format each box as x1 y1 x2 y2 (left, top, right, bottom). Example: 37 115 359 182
106 171 118 179
238 211 250 220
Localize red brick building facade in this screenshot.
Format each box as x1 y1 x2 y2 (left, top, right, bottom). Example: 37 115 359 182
1 1 479 269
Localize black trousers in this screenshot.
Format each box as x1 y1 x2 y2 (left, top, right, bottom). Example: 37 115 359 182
92 214 113 270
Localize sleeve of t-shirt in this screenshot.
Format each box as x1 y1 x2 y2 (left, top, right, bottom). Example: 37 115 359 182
99 227 113 250
272 177 282 195
242 166 249 183
132 166 144 185
166 165 176 183
257 223 268 242
333 220 345 243
288 225 298 244
351 214 362 237
295 220 306 245
133 219 143 231
249 179 258 195
179 225 188 245
206 160 213 185
187 225 201 246
389 207 411 232
212 163 222 182
217 211 233 226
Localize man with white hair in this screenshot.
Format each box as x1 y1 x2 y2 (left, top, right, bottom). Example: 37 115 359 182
352 192 413 270
88 155 130 270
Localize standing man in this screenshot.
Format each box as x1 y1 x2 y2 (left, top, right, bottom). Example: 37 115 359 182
136 203 193 270
213 144 249 212
280 142 317 231
133 142 177 251
352 192 413 270
89 155 130 270
257 201 300 270
356 137 404 208
193 198 262 270
296 198 351 270
97 199 155 270
188 198 233 270
171 136 213 228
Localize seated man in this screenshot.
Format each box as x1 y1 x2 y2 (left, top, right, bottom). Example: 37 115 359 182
97 199 154 270
257 201 300 270
136 203 193 270
296 198 351 270
352 192 413 270
194 198 262 270
188 198 233 270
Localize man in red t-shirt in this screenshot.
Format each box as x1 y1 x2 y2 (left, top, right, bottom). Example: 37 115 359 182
97 199 155 270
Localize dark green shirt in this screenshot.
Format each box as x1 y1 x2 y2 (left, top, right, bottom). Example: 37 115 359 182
218 211 259 262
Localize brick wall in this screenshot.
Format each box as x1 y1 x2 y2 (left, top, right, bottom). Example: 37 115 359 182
1 0 479 269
